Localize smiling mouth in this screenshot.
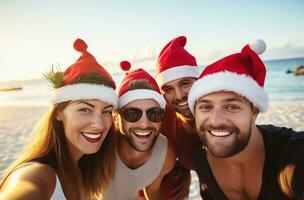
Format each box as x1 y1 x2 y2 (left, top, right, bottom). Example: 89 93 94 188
133 130 152 138
176 101 188 107
81 132 103 143
208 130 232 137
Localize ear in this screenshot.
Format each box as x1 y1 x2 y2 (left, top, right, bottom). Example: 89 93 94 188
251 106 259 122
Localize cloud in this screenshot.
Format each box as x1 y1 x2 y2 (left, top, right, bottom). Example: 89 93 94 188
266 41 304 60
103 49 157 71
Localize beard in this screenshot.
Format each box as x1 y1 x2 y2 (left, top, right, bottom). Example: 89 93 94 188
176 106 193 119
173 97 193 119
198 123 252 158
124 127 159 152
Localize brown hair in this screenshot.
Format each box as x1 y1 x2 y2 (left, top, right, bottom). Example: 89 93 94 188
128 79 155 91
0 103 115 199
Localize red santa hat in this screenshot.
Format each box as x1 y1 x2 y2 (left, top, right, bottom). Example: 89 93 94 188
46 38 117 108
117 61 166 109
188 39 268 114
155 36 199 88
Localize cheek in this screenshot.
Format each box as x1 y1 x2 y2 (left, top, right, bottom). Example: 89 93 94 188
154 122 161 131
194 112 206 126
231 114 253 130
121 120 131 134
104 117 113 130
62 114 86 133
164 93 174 103
183 86 192 94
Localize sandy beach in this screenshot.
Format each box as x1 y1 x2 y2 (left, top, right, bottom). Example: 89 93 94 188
0 101 303 199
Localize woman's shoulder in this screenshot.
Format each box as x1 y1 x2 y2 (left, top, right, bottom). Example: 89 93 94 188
0 162 57 199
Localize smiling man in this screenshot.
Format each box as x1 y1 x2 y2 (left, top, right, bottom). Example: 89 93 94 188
155 36 201 199
103 61 176 200
188 39 304 200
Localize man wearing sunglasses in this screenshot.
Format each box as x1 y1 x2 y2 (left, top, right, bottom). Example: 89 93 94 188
103 61 176 200
155 36 201 199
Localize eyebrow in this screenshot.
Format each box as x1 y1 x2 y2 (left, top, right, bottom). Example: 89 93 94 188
197 97 244 104
79 102 114 109
79 101 95 107
224 97 244 103
180 78 192 83
196 99 211 104
161 85 172 90
104 105 114 109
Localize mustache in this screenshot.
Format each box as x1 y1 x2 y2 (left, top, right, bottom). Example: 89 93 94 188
199 123 239 133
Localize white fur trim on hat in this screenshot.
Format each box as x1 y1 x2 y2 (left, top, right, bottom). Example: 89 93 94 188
156 65 199 88
118 89 166 109
188 71 268 114
52 83 118 108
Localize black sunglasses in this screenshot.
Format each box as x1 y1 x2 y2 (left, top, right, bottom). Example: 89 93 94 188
119 107 165 123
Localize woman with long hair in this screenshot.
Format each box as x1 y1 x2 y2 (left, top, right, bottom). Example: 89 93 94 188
0 38 117 199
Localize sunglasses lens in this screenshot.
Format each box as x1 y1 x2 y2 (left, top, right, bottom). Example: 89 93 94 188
146 107 165 122
121 107 142 122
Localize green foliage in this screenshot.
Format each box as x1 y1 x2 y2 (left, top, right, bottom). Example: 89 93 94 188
43 65 64 89
43 65 114 89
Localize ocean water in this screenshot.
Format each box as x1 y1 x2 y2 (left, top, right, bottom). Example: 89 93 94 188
0 57 304 106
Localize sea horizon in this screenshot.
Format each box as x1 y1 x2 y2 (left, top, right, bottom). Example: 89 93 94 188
0 57 304 106
1 56 303 83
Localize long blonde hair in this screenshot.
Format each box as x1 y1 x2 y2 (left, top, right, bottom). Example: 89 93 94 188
0 102 115 199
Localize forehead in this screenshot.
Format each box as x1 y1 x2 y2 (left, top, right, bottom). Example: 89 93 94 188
123 99 160 109
197 91 249 103
162 77 196 88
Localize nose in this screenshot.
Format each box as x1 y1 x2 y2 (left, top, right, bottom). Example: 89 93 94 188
208 108 227 127
175 88 185 101
91 114 107 131
136 111 150 128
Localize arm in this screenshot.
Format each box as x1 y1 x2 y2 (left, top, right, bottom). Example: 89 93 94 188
144 141 176 200
0 163 56 200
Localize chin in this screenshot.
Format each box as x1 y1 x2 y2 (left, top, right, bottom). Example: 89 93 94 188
83 149 99 155
83 145 102 155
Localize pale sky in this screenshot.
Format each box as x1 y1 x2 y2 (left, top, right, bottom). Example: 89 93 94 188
0 0 304 81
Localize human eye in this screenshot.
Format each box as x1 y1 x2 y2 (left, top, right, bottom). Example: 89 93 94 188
78 108 92 113
225 105 240 111
162 87 174 94
198 104 212 112
102 110 113 117
180 81 190 88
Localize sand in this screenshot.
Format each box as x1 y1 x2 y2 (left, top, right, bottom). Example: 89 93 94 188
0 101 303 199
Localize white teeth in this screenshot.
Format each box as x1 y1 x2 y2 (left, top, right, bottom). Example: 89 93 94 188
209 130 231 137
134 130 151 136
82 132 101 139
177 101 188 106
